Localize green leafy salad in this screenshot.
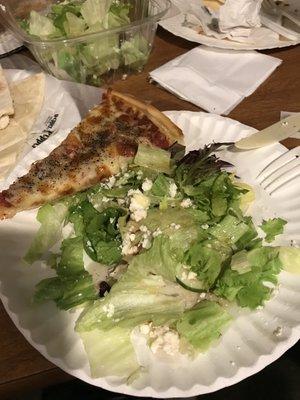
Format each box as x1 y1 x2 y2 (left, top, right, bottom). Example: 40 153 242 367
19 0 149 85
25 142 290 380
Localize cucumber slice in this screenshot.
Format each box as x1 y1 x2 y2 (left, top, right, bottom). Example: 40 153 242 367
176 276 206 293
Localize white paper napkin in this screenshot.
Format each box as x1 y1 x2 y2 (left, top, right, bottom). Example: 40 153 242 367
150 46 282 115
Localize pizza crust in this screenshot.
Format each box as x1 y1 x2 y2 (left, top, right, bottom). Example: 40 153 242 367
107 89 184 145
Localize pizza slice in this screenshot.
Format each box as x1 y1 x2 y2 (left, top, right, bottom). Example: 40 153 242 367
0 89 182 220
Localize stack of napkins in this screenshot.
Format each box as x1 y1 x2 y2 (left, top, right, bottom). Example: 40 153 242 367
150 46 282 115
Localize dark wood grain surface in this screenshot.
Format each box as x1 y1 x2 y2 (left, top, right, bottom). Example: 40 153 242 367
0 27 299 398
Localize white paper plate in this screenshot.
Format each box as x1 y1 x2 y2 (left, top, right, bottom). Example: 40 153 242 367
0 111 300 398
159 13 300 51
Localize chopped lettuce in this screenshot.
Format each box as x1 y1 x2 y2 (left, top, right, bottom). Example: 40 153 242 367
29 11 60 38
24 202 68 264
260 218 287 243
214 247 282 309
34 235 97 310
76 261 193 332
34 272 96 310
134 144 171 174
121 35 149 66
279 246 300 274
79 326 138 378
81 0 112 27
184 243 223 290
63 12 86 37
68 200 124 265
129 235 182 282
176 301 231 351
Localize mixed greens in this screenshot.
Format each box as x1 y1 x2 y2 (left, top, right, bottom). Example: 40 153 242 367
26 142 290 380
19 0 150 85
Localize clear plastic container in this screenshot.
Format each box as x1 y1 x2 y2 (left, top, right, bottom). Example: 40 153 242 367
0 0 170 86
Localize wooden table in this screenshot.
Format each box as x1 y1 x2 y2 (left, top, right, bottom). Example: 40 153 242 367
0 28 299 399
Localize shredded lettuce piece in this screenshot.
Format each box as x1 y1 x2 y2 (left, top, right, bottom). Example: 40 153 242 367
34 236 97 310
63 11 86 37
24 202 68 264
121 35 148 66
176 301 231 351
81 0 112 26
130 235 182 282
76 263 190 332
68 200 124 265
230 250 252 274
279 246 300 274
184 243 223 290
260 218 287 243
214 247 282 309
134 144 171 174
34 272 96 310
29 10 60 38
79 326 138 378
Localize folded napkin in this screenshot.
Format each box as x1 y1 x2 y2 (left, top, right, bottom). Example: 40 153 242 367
150 46 282 115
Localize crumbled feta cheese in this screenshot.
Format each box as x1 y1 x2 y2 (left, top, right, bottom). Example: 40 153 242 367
169 182 177 198
180 198 193 208
129 190 150 222
132 209 147 222
142 178 153 192
181 269 197 281
153 228 162 237
142 235 151 249
136 170 143 181
127 189 140 196
140 225 149 233
181 271 188 280
129 233 136 241
109 217 115 224
149 326 180 356
102 196 110 203
262 281 276 289
187 271 197 280
103 303 115 318
122 232 139 256
199 292 206 299
201 224 209 230
140 324 151 335
106 176 116 188
170 223 181 230
117 198 125 206
149 325 169 338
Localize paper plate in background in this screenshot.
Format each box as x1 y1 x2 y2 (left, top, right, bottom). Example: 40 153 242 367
159 0 300 51
0 111 300 398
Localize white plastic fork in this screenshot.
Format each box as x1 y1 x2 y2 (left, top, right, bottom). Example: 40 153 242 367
256 147 300 195
262 0 300 28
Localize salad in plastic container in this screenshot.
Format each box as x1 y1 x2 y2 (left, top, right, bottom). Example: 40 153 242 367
0 0 170 86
